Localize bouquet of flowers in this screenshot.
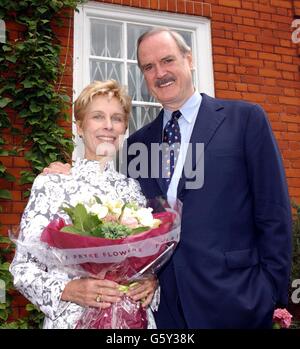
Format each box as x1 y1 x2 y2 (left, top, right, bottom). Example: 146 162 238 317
39 196 181 329
272 308 293 329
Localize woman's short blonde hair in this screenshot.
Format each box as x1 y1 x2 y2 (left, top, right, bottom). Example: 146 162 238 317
74 80 132 127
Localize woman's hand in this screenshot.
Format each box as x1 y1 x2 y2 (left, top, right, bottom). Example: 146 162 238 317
126 275 158 308
61 278 123 309
42 161 71 175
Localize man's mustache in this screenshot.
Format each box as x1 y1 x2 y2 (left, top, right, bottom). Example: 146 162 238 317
155 76 176 88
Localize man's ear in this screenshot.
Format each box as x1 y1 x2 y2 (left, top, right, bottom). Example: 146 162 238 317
187 51 193 69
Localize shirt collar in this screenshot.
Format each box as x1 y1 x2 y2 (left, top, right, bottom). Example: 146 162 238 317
164 91 202 124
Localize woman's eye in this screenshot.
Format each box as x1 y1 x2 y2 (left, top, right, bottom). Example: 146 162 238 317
93 114 104 120
112 115 124 123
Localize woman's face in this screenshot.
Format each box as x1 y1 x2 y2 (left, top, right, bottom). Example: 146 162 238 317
77 94 127 160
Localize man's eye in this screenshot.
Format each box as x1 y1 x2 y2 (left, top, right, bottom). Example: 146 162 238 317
143 65 153 72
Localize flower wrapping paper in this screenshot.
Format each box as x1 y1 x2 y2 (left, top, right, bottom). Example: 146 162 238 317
40 204 181 329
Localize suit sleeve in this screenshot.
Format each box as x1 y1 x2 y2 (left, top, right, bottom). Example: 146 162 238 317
244 104 292 306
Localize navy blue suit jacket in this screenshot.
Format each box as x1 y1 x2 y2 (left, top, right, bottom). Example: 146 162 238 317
125 93 292 328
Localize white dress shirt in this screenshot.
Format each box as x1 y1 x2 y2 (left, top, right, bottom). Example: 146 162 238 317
163 91 202 205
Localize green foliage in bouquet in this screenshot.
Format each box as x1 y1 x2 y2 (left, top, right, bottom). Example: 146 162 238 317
60 196 159 239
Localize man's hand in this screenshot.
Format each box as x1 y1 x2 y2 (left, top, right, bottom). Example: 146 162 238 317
42 161 71 175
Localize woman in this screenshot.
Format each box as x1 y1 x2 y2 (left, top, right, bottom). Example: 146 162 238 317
10 80 158 329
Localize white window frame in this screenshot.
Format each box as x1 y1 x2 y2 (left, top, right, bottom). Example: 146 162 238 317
73 1 214 158
0 19 5 43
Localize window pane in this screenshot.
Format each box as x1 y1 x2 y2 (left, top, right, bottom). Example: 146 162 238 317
128 63 155 102
177 30 192 48
90 59 123 82
0 20 5 43
90 19 122 58
127 24 151 60
129 105 162 134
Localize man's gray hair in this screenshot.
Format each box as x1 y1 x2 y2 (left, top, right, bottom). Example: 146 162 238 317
136 27 191 68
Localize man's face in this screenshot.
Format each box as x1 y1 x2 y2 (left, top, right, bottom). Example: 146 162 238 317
138 31 194 111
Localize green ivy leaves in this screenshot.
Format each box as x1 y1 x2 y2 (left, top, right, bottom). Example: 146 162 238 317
0 0 87 329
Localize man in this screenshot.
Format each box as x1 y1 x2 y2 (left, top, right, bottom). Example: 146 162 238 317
45 28 292 328
123 27 292 329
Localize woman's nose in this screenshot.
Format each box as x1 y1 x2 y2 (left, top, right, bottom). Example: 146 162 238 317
103 117 113 130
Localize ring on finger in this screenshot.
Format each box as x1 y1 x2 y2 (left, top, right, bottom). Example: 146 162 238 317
96 294 102 303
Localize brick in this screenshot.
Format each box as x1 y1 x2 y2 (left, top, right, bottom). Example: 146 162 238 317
13 157 30 168
177 0 186 13
270 0 292 8
284 88 296 97
241 1 253 10
286 168 300 178
271 122 288 131
214 55 240 64
235 83 248 92
215 81 229 89
239 41 262 50
237 24 261 35
281 115 300 123
258 52 281 62
213 38 238 47
213 5 236 15
0 214 21 225
292 161 300 169
214 63 228 72
253 3 276 14
240 58 263 67
240 75 264 85
289 188 300 196
276 62 299 73
236 9 259 18
255 19 278 30
247 84 260 92
279 96 300 106
259 68 282 78
241 93 266 103
216 90 242 99
260 85 283 95
218 0 241 8
214 72 241 82
0 157 13 167
287 139 300 147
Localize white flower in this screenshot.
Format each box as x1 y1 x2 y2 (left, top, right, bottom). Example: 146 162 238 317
135 207 155 227
102 197 124 218
122 207 136 220
88 203 108 219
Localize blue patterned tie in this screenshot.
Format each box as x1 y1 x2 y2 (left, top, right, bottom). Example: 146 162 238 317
162 110 181 188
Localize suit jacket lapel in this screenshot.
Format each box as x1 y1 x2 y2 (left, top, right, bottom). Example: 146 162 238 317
144 109 168 194
177 93 226 195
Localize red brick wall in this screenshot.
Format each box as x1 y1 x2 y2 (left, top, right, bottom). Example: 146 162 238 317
1 0 299 295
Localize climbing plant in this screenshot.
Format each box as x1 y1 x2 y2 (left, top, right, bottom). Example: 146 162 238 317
0 0 87 328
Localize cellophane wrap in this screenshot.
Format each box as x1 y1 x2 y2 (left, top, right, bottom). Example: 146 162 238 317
35 198 182 329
